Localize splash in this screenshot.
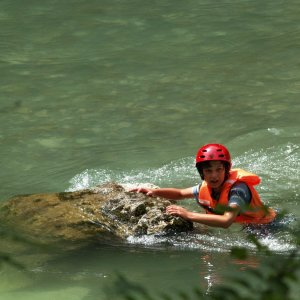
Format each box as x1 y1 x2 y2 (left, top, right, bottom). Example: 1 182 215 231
233 142 299 199
68 142 299 200
125 229 295 253
67 157 198 192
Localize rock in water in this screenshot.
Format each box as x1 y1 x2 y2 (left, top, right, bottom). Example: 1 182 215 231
0 183 193 245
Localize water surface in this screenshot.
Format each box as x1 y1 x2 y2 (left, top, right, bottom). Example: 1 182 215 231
1 0 299 299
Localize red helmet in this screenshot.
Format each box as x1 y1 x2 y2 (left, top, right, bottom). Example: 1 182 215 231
195 143 231 166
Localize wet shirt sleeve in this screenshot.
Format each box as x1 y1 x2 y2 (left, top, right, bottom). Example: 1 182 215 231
228 182 251 211
192 184 200 202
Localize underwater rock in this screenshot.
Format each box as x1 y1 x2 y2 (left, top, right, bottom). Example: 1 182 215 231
0 183 193 245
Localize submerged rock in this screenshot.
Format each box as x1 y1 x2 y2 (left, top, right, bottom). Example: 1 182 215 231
0 183 193 245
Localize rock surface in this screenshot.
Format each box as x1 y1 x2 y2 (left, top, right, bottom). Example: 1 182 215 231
0 182 193 245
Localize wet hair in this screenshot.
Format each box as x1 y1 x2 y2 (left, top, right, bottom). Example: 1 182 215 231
196 161 231 180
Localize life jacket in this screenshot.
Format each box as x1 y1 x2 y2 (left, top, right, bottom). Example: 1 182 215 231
197 168 276 224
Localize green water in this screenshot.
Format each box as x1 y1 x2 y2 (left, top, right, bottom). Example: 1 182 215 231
1 0 300 299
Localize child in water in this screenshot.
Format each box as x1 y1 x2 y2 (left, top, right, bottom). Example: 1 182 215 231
131 143 276 229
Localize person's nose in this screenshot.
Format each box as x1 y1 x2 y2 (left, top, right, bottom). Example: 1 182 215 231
211 170 220 179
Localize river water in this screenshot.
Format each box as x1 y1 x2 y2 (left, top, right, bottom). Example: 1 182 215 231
0 0 299 299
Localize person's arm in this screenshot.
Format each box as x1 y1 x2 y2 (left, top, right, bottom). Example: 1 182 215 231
167 182 251 228
130 187 194 200
166 204 240 228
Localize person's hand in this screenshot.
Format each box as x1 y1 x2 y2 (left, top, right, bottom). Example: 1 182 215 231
129 187 154 197
166 205 189 219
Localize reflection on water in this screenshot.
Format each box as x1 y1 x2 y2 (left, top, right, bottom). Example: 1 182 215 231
0 239 270 299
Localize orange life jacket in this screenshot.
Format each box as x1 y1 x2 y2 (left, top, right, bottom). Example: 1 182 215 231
197 168 276 224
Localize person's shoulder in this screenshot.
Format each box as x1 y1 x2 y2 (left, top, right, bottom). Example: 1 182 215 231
232 181 249 189
192 182 203 192
229 181 252 207
230 181 251 197
191 183 202 199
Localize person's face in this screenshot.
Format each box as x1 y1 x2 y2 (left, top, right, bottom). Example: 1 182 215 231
202 161 225 190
